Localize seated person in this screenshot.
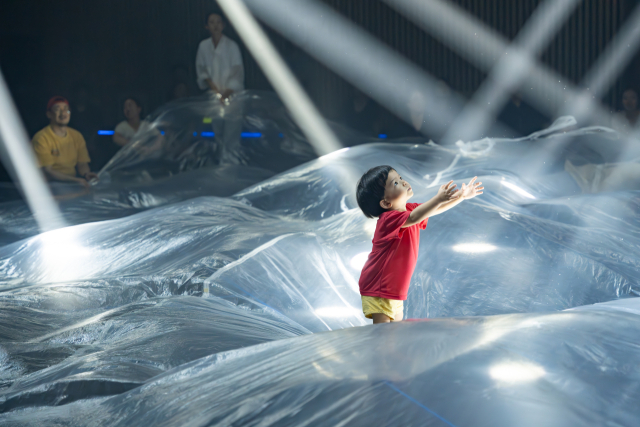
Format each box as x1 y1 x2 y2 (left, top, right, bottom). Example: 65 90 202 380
113 98 150 147
32 96 98 188
611 88 639 135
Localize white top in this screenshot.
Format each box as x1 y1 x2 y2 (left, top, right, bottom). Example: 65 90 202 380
195 35 244 92
114 120 151 142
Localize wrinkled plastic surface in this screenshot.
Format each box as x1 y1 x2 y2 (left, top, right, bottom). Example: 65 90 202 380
1 117 640 425
0 91 329 246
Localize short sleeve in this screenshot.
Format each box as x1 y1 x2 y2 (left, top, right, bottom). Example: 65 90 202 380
114 121 128 135
32 133 54 168
74 131 91 163
376 209 411 241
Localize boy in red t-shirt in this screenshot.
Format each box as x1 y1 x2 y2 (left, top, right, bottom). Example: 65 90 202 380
356 166 483 324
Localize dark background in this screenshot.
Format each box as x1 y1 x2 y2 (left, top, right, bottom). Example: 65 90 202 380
1 0 639 163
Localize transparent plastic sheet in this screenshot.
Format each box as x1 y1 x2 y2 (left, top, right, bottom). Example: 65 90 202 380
1 120 640 424
2 300 640 426
0 91 332 246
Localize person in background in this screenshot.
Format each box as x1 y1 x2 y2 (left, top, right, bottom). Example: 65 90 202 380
113 98 148 147
497 93 548 137
32 96 98 188
611 88 639 135
195 11 244 103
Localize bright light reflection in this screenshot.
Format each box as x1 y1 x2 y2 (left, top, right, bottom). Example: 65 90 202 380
315 306 362 318
501 179 536 199
350 252 370 270
38 228 91 283
490 361 546 383
320 147 350 160
452 243 497 253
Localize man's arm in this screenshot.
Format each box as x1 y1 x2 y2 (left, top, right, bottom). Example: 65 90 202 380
76 162 98 182
42 166 89 188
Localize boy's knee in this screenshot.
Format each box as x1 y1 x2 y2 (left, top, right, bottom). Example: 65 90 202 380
392 311 404 322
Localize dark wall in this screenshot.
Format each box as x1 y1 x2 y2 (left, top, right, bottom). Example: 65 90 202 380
1 0 638 141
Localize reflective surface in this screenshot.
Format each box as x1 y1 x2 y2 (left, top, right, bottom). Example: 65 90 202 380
1 117 640 425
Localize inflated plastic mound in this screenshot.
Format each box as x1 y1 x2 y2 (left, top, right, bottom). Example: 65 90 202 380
1 120 640 425
0 91 330 246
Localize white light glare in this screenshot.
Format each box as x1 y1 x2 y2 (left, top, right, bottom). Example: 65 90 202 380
490 361 546 383
350 252 370 270
38 228 92 283
315 306 362 318
501 179 536 199
452 243 497 253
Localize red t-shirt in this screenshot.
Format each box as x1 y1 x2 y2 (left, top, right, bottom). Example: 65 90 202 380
358 203 428 300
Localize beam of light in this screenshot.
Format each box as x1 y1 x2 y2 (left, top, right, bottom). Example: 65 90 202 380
383 0 621 141
489 361 546 383
501 179 536 199
435 0 580 143
350 251 370 270
452 243 498 253
568 4 640 128
0 69 66 232
243 0 512 140
216 0 341 157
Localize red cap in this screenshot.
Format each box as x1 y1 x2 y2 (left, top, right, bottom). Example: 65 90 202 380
47 96 69 111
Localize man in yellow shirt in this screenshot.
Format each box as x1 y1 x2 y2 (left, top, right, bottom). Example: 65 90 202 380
32 96 98 188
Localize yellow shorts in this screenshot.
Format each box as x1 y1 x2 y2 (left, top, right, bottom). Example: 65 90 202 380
361 295 404 320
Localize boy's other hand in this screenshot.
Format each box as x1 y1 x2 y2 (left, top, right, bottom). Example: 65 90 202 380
460 177 484 199
437 180 458 202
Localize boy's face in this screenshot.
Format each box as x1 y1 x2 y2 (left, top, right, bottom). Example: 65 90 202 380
380 169 413 210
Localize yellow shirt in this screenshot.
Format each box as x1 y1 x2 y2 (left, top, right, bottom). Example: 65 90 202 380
32 125 91 177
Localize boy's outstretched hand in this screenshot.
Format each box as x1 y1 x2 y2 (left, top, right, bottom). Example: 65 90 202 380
437 180 458 202
459 177 484 199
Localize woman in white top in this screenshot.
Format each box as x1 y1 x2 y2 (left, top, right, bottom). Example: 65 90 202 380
113 98 148 147
195 12 244 103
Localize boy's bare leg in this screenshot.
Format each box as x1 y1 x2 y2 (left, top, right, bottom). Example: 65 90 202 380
392 311 403 322
372 313 391 324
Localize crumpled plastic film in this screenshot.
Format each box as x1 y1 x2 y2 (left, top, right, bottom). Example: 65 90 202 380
2 300 640 426
0 116 639 424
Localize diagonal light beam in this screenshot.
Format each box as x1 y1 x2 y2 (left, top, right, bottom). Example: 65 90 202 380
243 0 512 139
216 0 341 156
384 0 620 139
0 70 66 232
437 0 581 143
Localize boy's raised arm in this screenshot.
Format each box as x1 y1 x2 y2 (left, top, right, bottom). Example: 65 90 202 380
403 180 457 228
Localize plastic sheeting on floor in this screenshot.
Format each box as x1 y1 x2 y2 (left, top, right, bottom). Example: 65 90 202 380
1 117 640 425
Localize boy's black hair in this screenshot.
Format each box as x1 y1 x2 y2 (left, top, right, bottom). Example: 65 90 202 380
356 165 394 218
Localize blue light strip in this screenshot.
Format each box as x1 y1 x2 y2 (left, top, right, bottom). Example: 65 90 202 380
378 134 388 139
98 130 264 138
241 132 262 138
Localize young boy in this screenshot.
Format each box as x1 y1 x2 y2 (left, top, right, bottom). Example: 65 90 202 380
356 166 483 324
